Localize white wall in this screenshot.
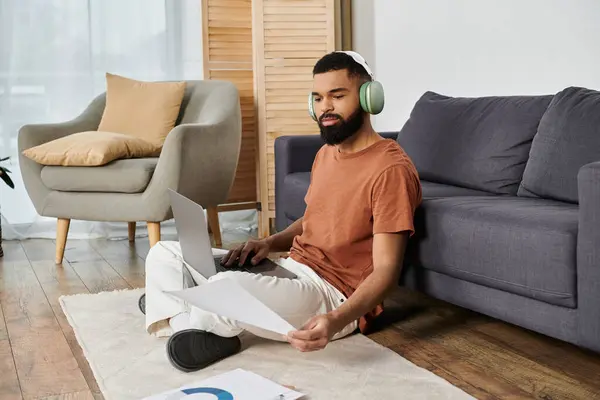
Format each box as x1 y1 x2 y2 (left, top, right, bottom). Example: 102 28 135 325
351 0 377 75
353 0 600 132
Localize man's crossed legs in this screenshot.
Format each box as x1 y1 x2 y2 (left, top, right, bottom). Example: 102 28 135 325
143 241 358 371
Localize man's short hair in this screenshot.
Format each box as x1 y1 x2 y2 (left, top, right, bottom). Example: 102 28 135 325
313 52 372 84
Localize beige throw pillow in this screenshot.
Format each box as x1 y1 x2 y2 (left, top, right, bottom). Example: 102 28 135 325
98 73 186 146
22 131 161 166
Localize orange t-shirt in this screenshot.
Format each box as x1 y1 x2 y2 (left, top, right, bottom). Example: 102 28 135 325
289 138 422 333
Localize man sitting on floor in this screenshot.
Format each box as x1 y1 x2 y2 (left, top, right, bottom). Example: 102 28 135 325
140 51 422 373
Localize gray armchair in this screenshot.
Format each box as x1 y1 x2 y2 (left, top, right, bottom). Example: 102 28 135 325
18 80 241 264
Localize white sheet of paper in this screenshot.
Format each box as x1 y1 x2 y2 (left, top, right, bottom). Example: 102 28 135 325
165 278 297 336
143 368 304 400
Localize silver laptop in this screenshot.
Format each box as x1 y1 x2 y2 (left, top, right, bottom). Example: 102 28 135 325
168 189 297 280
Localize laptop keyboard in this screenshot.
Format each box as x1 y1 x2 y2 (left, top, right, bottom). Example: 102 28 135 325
213 256 242 273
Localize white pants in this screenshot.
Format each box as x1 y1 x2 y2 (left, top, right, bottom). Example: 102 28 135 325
144 241 358 342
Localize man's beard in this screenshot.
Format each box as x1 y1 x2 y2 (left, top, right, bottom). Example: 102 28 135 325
318 107 364 146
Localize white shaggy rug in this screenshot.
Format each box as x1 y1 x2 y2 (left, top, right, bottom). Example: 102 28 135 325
59 288 475 400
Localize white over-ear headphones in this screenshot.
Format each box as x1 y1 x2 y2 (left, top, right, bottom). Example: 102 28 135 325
308 51 385 121
339 51 374 77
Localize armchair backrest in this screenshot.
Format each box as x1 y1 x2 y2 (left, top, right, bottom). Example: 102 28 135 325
84 79 240 130
176 80 240 126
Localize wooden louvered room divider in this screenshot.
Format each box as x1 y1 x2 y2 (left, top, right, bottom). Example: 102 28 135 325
202 0 351 238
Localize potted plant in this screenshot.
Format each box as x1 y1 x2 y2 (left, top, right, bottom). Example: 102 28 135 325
0 156 15 257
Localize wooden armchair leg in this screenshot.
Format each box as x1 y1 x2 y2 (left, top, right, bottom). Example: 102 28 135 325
207 207 222 248
147 222 161 248
55 218 70 264
128 222 136 242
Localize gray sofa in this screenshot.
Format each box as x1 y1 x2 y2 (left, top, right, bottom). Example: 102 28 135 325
274 86 600 354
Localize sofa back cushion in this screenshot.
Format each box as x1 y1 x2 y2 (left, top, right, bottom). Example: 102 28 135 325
397 91 553 194
518 86 600 203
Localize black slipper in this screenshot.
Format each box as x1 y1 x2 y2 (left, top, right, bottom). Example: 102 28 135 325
166 329 241 373
138 293 145 315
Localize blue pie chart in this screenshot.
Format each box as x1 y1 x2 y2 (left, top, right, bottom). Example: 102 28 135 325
164 387 234 400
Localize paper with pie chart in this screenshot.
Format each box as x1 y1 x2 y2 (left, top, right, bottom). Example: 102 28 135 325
165 278 297 336
142 368 304 400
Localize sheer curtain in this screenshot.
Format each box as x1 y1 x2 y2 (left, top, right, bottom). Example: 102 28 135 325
0 0 257 241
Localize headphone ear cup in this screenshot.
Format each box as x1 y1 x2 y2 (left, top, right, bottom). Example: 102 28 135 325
308 93 317 121
359 82 370 113
360 81 385 115
369 81 385 114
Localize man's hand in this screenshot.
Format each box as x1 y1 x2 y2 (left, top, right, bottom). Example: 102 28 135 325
286 313 346 352
221 217 305 268
221 238 271 267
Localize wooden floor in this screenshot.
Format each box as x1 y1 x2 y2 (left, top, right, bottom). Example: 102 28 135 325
1 235 599 400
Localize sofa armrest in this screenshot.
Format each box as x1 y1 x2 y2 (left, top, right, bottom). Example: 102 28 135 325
275 134 324 175
380 131 399 141
273 131 398 177
274 134 324 229
577 160 600 352
17 93 106 214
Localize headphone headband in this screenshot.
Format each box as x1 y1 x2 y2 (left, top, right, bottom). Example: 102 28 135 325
308 51 384 121
335 50 374 78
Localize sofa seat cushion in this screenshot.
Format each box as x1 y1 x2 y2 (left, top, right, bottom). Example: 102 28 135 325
421 181 496 198
41 158 158 193
408 197 578 308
